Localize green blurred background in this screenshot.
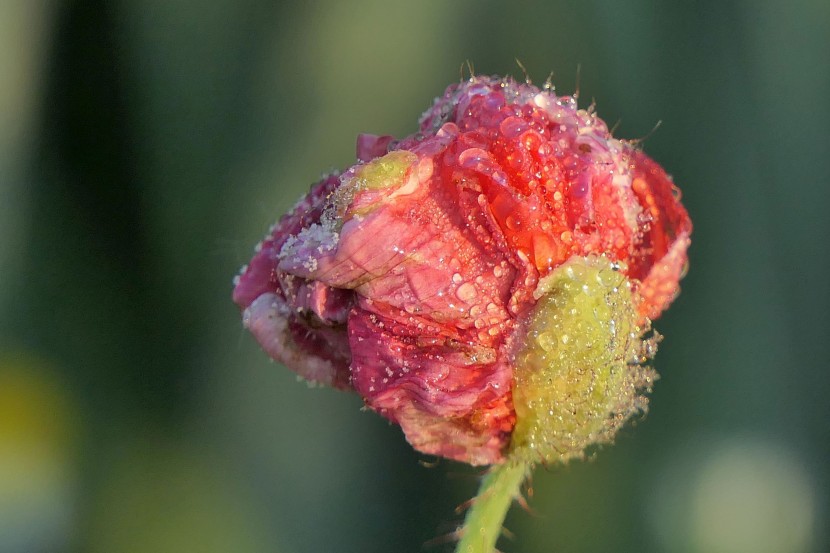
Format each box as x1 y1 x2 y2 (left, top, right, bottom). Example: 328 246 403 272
1 1 827 552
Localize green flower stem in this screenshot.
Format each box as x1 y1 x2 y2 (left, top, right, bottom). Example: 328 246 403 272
455 459 531 553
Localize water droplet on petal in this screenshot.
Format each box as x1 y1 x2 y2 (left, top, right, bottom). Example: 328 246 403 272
456 282 477 303
500 116 529 138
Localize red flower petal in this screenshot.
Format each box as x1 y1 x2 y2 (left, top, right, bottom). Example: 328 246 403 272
233 76 691 464
233 173 353 389
627 150 692 321
349 300 514 465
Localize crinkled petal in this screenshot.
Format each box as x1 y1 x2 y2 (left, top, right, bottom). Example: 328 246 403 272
348 300 514 465
233 173 339 308
241 292 351 388
233 75 692 464
356 133 395 162
627 150 692 320
233 174 353 388
280 148 520 345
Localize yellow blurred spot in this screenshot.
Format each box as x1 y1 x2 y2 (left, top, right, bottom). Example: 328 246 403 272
0 353 80 552
0 357 78 454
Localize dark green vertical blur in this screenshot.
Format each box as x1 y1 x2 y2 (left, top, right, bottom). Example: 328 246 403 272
0 1 827 552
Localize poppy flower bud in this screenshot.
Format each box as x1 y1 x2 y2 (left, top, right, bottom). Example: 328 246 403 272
233 75 691 466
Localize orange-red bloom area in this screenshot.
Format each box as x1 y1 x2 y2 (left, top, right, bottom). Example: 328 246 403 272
233 76 691 465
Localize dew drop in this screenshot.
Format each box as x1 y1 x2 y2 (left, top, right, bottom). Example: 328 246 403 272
500 116 529 138
456 282 477 303
458 147 499 176
597 268 619 287
505 215 521 230
537 332 556 352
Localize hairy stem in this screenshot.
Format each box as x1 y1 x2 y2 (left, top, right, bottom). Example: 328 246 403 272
455 459 530 553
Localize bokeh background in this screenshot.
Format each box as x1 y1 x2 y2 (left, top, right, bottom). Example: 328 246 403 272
1 1 828 552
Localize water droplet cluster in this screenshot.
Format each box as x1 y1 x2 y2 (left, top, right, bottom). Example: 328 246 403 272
510 255 657 464
232 75 691 465
411 78 641 277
